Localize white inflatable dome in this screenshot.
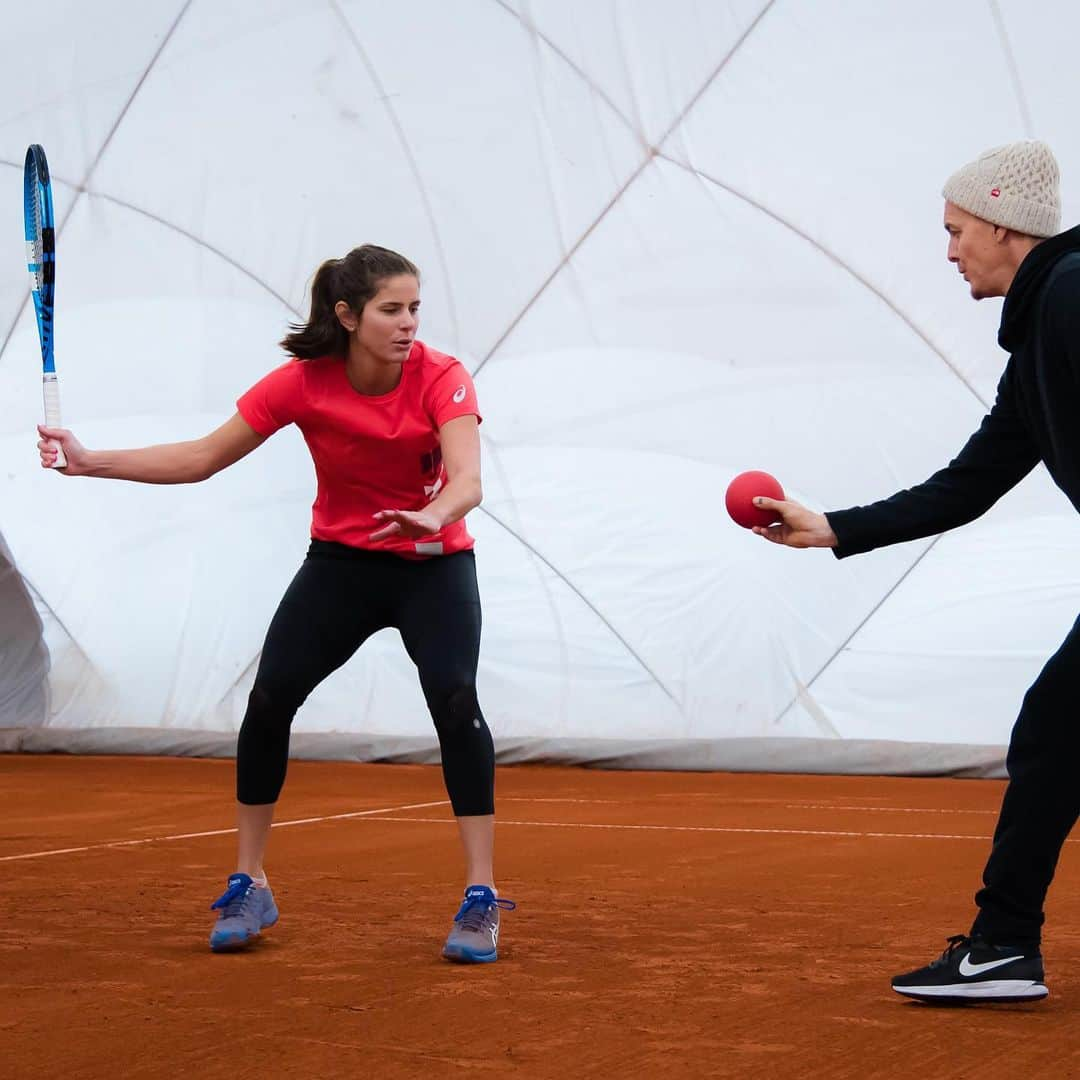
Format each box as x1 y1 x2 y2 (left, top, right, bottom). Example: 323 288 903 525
3 0 1078 772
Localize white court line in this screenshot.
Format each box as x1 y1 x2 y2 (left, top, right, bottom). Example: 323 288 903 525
0 799 450 864
498 797 625 804
786 805 997 815
7 798 1074 864
365 816 1080 845
505 799 1000 814
361 816 1005 842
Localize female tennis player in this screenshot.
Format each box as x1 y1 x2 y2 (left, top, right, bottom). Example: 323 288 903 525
37 244 513 963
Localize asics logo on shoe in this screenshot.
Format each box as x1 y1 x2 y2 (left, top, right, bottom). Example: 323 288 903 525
958 953 1023 977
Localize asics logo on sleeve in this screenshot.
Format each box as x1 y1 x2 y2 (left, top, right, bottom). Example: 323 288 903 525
958 953 1023 977
452 385 467 403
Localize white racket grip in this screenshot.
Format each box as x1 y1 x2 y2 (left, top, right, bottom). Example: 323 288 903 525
42 373 67 468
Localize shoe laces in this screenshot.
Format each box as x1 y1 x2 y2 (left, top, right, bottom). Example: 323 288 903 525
454 893 516 931
210 878 255 917
933 934 974 968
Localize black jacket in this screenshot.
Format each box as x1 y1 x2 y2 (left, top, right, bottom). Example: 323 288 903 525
827 225 1080 558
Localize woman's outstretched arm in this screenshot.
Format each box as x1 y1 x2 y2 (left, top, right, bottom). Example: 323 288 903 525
37 413 267 484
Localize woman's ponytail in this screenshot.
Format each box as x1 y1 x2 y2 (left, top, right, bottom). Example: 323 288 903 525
280 259 347 359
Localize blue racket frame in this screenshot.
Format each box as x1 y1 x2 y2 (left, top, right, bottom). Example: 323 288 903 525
24 143 56 375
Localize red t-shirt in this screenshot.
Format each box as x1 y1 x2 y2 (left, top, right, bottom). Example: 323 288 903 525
237 340 481 556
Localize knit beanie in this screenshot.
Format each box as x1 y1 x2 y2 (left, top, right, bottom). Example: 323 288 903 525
942 140 1061 238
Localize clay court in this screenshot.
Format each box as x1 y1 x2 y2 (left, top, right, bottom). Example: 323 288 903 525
4 754 1079 1079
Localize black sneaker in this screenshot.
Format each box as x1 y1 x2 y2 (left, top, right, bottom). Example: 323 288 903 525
892 935 1047 1004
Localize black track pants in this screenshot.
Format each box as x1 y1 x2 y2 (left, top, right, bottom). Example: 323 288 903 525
971 613 1080 946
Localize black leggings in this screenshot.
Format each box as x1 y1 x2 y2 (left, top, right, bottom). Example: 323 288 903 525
970 612 1080 946
236 542 494 816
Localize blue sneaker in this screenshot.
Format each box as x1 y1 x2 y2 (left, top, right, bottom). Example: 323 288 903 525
442 885 516 964
209 873 279 952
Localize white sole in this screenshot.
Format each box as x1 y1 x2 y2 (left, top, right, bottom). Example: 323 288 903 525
893 980 1048 1001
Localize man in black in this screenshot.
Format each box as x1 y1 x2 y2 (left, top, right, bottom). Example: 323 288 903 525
752 139 1078 1003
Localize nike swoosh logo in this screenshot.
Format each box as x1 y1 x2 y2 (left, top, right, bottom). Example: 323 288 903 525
958 953 1024 977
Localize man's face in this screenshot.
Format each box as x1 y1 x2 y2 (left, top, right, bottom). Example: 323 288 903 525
944 202 1010 300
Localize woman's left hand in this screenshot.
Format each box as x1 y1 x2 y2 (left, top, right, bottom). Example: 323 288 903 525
370 508 444 541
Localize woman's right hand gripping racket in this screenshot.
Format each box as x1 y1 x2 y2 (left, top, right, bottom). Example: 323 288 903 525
24 143 66 468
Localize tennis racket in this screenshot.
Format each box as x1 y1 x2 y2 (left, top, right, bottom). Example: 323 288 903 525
24 143 65 468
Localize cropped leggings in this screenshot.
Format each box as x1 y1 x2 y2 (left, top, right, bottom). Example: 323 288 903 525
236 541 494 816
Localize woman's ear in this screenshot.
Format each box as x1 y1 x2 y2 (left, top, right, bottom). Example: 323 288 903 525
334 300 358 332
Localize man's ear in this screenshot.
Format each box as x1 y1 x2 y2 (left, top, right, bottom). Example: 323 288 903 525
334 300 358 332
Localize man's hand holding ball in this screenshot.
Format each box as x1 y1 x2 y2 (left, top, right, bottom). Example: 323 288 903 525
725 471 838 549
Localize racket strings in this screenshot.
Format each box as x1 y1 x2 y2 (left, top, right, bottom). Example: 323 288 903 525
28 171 44 289
25 152 53 294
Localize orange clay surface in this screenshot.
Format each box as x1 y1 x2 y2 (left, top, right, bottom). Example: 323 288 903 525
2 755 1080 1080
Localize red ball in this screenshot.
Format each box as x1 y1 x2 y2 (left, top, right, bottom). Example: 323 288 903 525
725 470 785 529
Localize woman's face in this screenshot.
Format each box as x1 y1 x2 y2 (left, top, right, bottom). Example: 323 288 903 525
343 274 421 363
